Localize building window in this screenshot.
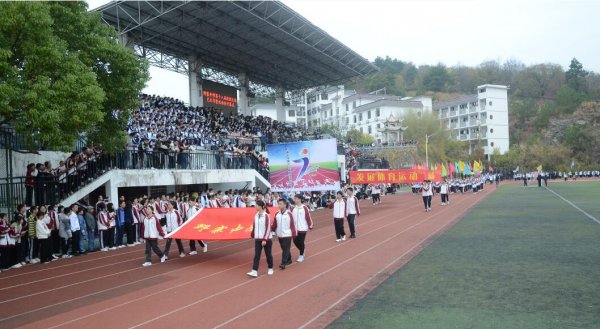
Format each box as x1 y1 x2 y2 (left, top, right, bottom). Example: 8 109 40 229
490 142 495 147
368 111 371 119
321 93 328 100
288 110 295 117
359 113 363 121
345 104 349 111
489 115 493 120
336 107 339 115
489 101 493 106
479 88 486 93
353 101 356 109
490 128 494 133
376 108 380 117
353 115 356 123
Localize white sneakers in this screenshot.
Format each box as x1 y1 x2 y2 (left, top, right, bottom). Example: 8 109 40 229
109 247 117 251
179 252 186 258
342 235 347 241
163 256 169 260
11 263 23 269
203 245 208 253
247 269 274 277
189 251 198 255
30 258 40 264
297 255 304 263
142 262 152 267
336 239 341 242
101 247 108 252
127 244 135 247
160 255 166 263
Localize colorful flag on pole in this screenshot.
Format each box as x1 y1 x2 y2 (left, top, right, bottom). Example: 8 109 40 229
449 162 455 174
441 163 448 177
537 164 543 173
459 160 465 173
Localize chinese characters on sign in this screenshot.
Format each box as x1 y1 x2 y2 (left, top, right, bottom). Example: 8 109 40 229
349 170 442 184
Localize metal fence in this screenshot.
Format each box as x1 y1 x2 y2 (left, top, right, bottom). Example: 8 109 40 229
1 150 270 209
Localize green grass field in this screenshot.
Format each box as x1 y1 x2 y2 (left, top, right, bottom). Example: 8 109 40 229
269 161 339 172
330 182 600 329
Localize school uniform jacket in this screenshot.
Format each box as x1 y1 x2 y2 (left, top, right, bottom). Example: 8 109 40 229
36 220 51 239
330 199 347 219
345 196 361 216
141 215 165 240
0 221 9 246
165 210 183 233
208 200 219 208
291 205 313 232
97 211 109 231
251 212 272 241
186 205 200 220
272 210 296 238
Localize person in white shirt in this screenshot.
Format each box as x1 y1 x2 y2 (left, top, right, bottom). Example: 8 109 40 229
272 199 296 270
329 191 347 242
186 199 207 255
163 202 185 259
421 181 433 212
247 200 273 278
140 206 166 267
371 185 381 205
35 211 52 264
345 187 361 239
69 204 82 256
440 181 450 206
291 194 313 263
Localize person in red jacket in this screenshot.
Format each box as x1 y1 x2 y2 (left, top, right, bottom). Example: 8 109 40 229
247 200 273 278
140 206 166 267
291 194 313 263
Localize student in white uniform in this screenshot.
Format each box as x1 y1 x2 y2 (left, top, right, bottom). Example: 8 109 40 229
247 200 273 277
291 194 313 263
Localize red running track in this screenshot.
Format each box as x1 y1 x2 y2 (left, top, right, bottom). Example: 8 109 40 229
0 186 495 329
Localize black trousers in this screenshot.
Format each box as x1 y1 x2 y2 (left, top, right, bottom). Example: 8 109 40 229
61 237 70 255
441 193 449 203
164 238 184 256
278 237 292 266
144 239 163 262
107 227 115 248
422 196 432 209
39 238 51 263
51 230 60 254
71 230 81 254
293 232 307 256
189 240 205 251
347 214 356 235
252 240 273 271
372 193 380 204
334 218 345 239
99 230 108 249
126 224 136 245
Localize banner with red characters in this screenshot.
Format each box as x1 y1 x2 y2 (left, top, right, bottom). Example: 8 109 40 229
349 169 441 184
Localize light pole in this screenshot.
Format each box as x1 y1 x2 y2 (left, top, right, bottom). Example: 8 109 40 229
425 131 441 168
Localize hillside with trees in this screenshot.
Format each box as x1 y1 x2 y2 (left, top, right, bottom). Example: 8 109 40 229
348 56 600 170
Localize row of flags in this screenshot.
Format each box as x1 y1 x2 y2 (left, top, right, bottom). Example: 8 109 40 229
411 160 493 177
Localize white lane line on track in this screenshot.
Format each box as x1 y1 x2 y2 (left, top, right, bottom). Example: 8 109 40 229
130 191 484 329
546 186 600 225
3 199 417 325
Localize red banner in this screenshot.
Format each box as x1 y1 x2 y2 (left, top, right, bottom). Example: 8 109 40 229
166 207 278 241
349 170 441 184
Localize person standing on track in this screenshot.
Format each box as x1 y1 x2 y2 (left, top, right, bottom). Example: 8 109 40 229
140 206 166 267
272 199 296 270
291 194 313 263
186 199 208 255
247 200 274 277
330 191 347 242
440 180 450 206
371 184 381 205
345 187 361 239
422 180 433 212
163 201 185 259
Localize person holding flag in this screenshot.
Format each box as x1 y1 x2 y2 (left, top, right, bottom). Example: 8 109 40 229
186 199 208 255
247 200 274 278
163 201 185 259
272 199 296 270
291 194 313 263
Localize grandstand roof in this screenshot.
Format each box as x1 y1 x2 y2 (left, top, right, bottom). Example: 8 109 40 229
95 1 379 91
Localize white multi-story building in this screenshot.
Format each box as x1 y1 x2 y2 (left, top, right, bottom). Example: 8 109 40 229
433 84 509 156
250 103 305 126
304 86 432 143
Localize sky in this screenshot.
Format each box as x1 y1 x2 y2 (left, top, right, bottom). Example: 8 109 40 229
87 0 600 103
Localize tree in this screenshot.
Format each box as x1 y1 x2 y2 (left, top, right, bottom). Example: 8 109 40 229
422 63 450 92
565 58 588 92
319 123 343 141
0 2 149 153
345 129 374 145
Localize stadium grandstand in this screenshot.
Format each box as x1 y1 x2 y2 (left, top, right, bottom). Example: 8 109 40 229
0 0 377 216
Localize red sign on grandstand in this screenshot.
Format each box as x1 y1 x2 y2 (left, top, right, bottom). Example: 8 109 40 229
349 169 442 184
202 80 238 112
